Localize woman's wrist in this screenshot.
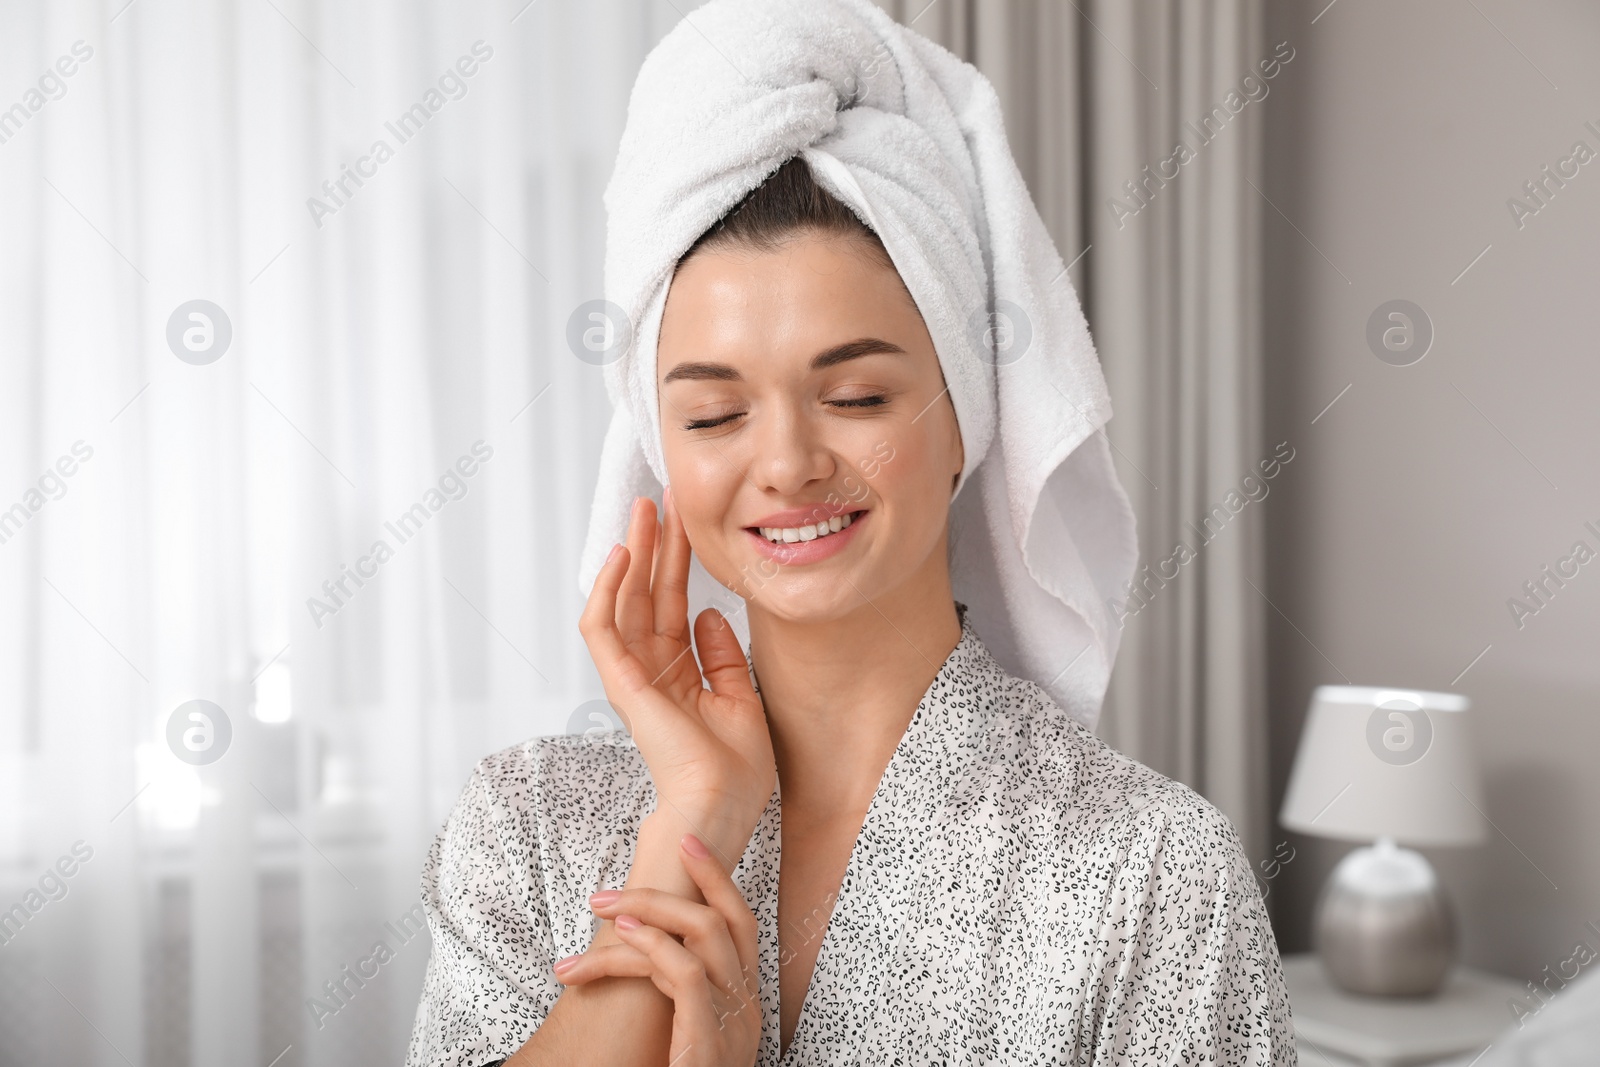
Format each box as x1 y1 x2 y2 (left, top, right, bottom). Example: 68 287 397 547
627 807 754 898
582 814 704 954
624 811 704 900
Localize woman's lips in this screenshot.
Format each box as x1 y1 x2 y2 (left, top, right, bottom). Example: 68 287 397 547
745 510 867 565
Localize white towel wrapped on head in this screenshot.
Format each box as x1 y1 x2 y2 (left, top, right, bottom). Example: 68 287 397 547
579 0 1138 730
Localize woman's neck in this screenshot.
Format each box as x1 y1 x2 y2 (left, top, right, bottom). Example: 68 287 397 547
745 548 962 826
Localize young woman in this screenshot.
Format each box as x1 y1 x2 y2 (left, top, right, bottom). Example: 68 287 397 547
406 3 1292 1066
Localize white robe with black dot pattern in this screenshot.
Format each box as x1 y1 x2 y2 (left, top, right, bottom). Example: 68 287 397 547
405 609 1296 1066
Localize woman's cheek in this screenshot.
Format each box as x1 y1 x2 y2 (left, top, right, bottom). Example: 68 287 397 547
857 428 920 505
829 428 893 504
870 434 950 553
666 451 743 566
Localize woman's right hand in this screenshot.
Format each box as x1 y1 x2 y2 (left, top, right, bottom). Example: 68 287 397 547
579 489 776 871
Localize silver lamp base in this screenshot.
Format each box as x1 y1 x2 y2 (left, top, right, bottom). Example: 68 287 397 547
1313 837 1455 997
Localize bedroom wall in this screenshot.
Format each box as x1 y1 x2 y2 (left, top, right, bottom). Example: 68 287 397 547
1261 0 1600 985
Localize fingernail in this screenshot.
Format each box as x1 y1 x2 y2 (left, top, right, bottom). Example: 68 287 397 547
615 914 641 931
663 485 673 511
588 890 621 909
606 542 623 564
554 955 579 972
680 833 711 859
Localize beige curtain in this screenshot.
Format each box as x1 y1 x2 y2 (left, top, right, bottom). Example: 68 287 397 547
878 0 1271 864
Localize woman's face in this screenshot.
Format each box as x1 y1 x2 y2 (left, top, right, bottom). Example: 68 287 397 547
657 229 963 623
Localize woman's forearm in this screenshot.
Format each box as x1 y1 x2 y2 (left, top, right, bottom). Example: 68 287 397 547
505 811 705 1066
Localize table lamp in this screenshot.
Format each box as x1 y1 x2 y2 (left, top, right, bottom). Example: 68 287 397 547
1279 685 1487 996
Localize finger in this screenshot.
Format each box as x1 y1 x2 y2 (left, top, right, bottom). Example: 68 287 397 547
588 887 744 993
651 485 691 644
552 942 654 985
568 928 758 1067
616 497 659 644
579 541 634 677
612 917 731 1031
681 833 761 989
649 513 664 594
693 608 757 703
578 544 690 735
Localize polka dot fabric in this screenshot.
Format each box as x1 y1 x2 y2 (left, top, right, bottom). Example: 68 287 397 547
405 605 1295 1065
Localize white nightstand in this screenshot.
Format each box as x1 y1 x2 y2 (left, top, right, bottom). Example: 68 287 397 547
1283 953 1524 1066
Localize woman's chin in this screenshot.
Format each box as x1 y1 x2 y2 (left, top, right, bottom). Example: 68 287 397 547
740 581 866 627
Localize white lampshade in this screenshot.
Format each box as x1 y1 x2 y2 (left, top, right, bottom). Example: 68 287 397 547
1280 684 1487 846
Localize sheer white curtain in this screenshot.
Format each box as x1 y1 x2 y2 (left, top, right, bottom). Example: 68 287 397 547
0 2 683 1064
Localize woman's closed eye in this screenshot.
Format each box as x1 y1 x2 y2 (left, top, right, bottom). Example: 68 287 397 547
683 411 742 431
681 394 890 432
830 393 888 410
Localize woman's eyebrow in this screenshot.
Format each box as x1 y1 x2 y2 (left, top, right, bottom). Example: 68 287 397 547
661 337 906 384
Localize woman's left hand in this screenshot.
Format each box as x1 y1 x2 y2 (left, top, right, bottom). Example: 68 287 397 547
554 833 763 1067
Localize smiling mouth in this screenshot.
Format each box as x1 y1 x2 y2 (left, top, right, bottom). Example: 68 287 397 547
748 510 866 545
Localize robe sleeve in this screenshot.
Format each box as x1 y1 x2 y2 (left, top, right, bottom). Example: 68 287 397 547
1082 789 1296 1066
405 762 564 1067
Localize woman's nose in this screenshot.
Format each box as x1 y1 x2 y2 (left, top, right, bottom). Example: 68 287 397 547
747 408 833 495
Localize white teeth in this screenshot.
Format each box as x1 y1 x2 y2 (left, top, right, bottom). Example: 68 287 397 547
759 512 856 544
